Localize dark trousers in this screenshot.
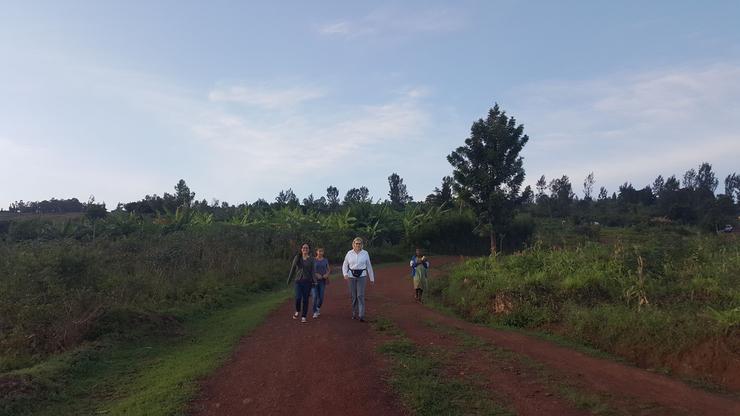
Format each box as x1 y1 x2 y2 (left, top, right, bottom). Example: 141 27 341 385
295 282 312 318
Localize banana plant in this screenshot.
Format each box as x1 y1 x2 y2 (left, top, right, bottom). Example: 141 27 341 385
361 219 385 246
189 211 214 226
402 206 426 241
320 209 356 231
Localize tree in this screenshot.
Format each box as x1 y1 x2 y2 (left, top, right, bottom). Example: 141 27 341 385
275 189 298 207
447 103 529 254
549 175 575 216
326 186 340 210
521 185 534 206
534 174 549 216
725 173 740 203
303 194 327 211
695 162 718 194
85 195 107 240
535 175 547 201
664 175 680 192
343 186 371 205
387 173 413 209
597 187 608 201
652 175 665 197
583 172 595 201
426 176 454 206
682 169 697 190
174 179 195 208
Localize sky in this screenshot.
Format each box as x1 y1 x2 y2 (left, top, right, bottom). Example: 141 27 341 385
1 0 739 208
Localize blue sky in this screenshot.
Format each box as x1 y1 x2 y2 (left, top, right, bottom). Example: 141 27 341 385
2 1 739 208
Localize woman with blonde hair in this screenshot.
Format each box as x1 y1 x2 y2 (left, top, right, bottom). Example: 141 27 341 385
342 237 375 322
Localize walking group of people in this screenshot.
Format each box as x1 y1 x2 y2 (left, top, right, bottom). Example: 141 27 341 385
287 237 429 323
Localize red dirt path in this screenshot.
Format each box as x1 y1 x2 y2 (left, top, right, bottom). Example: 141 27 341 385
190 259 740 416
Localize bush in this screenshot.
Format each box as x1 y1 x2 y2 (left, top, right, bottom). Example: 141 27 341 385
435 231 740 374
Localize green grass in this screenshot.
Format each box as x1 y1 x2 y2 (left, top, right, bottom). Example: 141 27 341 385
2 289 289 416
428 234 740 389
373 318 513 416
422 320 624 416
557 386 619 416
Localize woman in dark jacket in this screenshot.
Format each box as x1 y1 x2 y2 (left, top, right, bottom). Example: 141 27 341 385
288 243 316 323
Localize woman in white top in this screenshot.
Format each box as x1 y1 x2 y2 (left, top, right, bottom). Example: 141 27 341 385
342 237 375 322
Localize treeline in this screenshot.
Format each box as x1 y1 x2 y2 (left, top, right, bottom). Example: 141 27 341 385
525 162 739 231
4 162 739 252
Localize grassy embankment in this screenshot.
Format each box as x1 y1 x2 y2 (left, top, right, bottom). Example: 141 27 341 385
2 287 288 416
430 225 740 390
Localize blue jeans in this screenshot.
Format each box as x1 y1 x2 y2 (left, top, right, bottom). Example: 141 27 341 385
348 276 366 318
312 279 326 312
294 282 311 318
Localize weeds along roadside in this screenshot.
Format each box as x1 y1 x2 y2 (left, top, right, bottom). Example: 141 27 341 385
0 225 287 372
1 289 289 416
428 231 740 391
0 213 413 414
371 317 514 416
0 217 413 373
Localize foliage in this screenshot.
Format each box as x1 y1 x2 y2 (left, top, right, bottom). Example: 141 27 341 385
447 103 529 254
426 176 454 206
526 162 739 233
433 229 740 376
1 290 288 416
387 172 413 209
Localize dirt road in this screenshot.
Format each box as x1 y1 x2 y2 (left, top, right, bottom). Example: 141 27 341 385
190 259 740 415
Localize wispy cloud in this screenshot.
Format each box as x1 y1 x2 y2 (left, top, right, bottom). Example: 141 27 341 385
318 21 352 36
193 88 428 176
511 63 740 193
208 84 326 109
0 48 432 205
317 7 465 38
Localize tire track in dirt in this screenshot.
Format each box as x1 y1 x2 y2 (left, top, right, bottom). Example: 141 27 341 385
190 259 740 416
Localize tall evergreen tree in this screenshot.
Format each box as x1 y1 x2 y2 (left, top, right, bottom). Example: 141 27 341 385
696 162 719 194
326 186 340 210
447 103 528 254
174 179 195 208
387 173 412 209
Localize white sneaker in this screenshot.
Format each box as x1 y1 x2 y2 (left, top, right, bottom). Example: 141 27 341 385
312 312 318 319
293 312 299 319
301 317 307 323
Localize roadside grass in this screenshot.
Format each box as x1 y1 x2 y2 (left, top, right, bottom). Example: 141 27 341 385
2 289 289 416
372 317 513 416
425 265 619 361
421 319 624 416
428 258 740 396
430 236 740 373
